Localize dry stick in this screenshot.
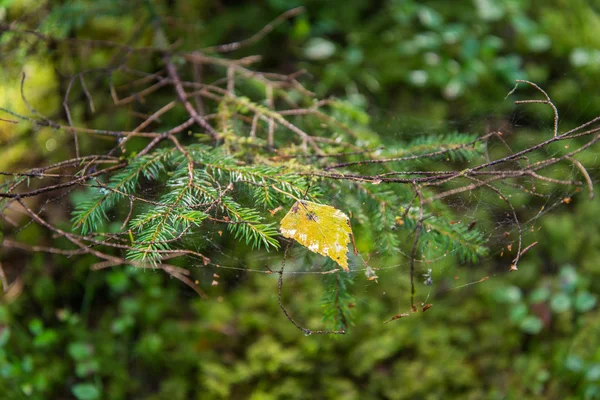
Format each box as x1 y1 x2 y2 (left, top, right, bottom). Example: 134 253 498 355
266 85 275 150
467 115 585 174
326 132 496 170
527 134 600 174
422 169 582 205
420 130 600 205
277 103 370 145
400 192 419 222
183 52 311 95
90 260 207 299
562 115 600 137
123 71 313 150
0 104 163 139
300 171 450 184
250 113 259 139
0 262 8 293
60 125 160 138
192 62 205 114
136 117 196 157
179 79 314 146
277 242 345 335
410 183 424 312
27 156 120 173
0 162 126 199
310 160 583 187
121 196 135 231
79 75 96 113
164 56 218 140
118 100 177 150
567 156 594 200
0 24 164 52
163 267 207 299
227 65 235 94
195 83 324 154
115 68 165 91
326 84 595 179
134 101 176 133
2 239 86 256
202 6 305 53
0 171 70 179
519 241 538 259
19 73 59 129
111 77 169 106
183 53 261 69
422 175 509 205
512 79 559 138
16 198 125 264
6 200 209 262
0 106 53 127
63 75 84 158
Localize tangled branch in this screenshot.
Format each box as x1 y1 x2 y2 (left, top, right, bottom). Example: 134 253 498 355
1 8 598 332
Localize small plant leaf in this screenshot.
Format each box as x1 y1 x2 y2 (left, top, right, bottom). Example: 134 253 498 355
71 383 100 400
280 201 353 271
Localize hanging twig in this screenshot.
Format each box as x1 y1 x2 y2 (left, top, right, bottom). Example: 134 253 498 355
277 242 346 335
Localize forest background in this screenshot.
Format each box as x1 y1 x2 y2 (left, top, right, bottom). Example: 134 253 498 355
1 0 600 399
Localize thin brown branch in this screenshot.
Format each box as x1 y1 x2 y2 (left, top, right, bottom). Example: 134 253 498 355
0 163 126 199
164 56 218 140
202 7 305 53
410 183 424 312
567 156 594 200
512 79 559 138
0 262 8 293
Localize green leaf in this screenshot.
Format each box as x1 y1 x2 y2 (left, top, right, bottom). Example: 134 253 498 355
68 342 93 361
33 330 58 348
71 383 100 400
530 287 551 303
0 328 10 348
587 365 600 382
575 292 597 313
565 355 585 372
495 286 522 304
28 319 43 336
550 293 572 313
520 316 543 335
509 303 528 324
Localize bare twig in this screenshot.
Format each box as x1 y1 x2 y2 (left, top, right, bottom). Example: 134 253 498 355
202 7 305 53
276 242 346 335
0 262 9 293
567 156 594 200
164 56 218 140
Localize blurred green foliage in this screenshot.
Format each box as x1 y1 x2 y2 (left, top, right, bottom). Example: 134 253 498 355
1 0 600 399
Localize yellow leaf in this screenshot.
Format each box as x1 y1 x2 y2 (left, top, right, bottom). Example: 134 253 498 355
280 201 353 271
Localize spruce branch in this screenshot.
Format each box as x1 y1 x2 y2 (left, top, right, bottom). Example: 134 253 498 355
0 7 598 333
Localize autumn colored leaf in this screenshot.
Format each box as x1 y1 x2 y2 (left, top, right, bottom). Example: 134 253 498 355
280 201 353 271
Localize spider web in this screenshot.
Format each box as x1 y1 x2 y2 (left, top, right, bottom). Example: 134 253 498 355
174 84 597 331
1 7 598 334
